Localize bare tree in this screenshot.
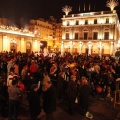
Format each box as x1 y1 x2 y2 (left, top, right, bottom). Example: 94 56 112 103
106 0 119 11
62 6 72 15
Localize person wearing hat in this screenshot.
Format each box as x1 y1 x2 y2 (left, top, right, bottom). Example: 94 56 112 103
67 75 77 115
28 84 41 120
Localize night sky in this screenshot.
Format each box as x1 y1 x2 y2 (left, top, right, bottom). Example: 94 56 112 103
0 0 119 22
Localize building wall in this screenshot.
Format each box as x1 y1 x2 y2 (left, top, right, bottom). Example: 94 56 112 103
61 10 120 56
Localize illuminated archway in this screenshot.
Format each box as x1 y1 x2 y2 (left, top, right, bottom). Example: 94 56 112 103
10 39 17 53
26 41 31 53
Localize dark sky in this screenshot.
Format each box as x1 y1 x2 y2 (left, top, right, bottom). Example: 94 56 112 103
0 0 119 22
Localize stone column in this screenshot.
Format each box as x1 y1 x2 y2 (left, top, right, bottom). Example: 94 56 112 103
88 41 92 56
110 41 114 56
3 36 10 52
79 41 83 54
61 41 64 56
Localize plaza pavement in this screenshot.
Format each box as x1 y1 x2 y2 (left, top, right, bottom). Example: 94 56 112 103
0 94 120 120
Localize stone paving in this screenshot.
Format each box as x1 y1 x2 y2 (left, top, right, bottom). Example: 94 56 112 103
0 95 120 120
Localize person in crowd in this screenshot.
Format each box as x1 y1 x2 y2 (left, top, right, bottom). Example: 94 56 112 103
21 65 28 81
43 71 50 82
7 59 14 76
67 75 77 115
57 72 66 101
0 80 8 117
49 63 57 80
13 61 19 76
78 76 93 119
30 60 38 75
8 78 22 120
7 70 17 87
42 80 56 120
28 84 41 120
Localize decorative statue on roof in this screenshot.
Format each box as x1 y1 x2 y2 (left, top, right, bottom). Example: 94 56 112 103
106 0 119 11
62 5 72 15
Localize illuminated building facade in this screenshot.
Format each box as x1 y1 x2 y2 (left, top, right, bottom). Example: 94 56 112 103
0 17 62 53
26 18 54 52
26 17 62 52
61 10 120 56
54 23 62 52
0 25 41 53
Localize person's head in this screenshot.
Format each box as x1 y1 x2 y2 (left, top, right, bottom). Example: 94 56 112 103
58 72 64 78
13 76 18 81
43 71 49 77
9 70 14 75
12 79 18 86
70 75 76 81
81 76 88 85
42 81 52 91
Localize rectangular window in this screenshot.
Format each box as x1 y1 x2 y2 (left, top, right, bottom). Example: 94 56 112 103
84 32 88 40
66 33 69 39
104 32 109 40
67 21 69 26
85 20 88 25
76 21 79 25
93 32 98 40
106 18 109 23
94 19 97 24
75 33 78 40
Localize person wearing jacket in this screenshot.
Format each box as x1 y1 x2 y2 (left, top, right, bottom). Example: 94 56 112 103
78 76 93 119
67 75 77 115
28 84 41 120
42 81 56 120
8 78 22 120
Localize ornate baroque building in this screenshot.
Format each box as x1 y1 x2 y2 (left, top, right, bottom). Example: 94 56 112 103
61 10 120 56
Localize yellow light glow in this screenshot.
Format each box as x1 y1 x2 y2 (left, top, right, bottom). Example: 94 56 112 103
70 20 74 25
63 21 67 26
109 18 113 23
0 25 34 37
79 20 84 25
3 36 10 51
89 20 94 24
69 34 73 39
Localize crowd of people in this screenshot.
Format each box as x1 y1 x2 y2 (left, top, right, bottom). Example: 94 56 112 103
0 51 120 120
